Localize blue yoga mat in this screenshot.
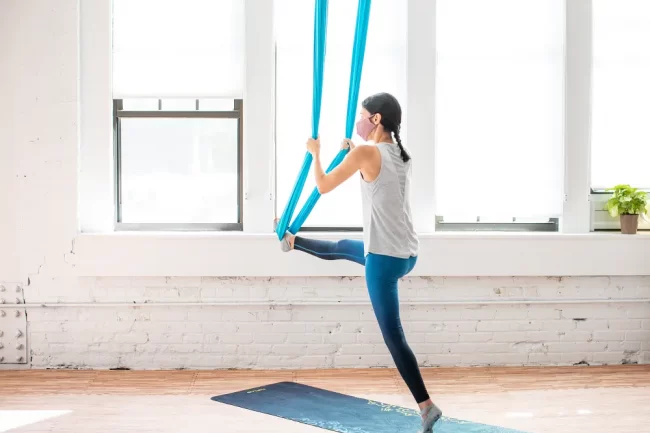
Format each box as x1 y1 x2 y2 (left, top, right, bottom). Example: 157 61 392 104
211 382 529 433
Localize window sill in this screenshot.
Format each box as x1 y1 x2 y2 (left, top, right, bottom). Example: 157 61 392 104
65 231 650 277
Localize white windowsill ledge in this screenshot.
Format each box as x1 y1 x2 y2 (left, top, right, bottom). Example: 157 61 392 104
65 231 650 277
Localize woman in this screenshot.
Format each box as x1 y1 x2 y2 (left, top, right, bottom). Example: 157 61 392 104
277 92 442 433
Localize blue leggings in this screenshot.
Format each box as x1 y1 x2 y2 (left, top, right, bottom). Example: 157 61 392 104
294 236 430 404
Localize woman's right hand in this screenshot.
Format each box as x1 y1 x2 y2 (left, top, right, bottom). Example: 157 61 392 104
341 139 355 151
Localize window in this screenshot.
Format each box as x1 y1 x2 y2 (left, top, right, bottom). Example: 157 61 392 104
275 0 407 229
112 0 244 230
113 99 242 229
592 0 650 190
434 0 565 227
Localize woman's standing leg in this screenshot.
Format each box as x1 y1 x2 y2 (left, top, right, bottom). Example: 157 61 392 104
365 253 442 432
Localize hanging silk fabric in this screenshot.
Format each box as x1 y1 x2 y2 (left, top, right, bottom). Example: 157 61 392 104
275 0 372 240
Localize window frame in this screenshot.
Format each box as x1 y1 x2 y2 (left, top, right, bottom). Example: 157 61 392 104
112 98 244 231
435 217 560 233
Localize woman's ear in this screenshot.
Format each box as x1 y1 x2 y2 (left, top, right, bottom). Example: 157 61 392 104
372 113 382 126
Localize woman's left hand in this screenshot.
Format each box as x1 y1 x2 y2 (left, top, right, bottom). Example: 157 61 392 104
306 136 321 155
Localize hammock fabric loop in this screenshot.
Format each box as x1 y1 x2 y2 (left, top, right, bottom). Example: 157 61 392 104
276 0 372 239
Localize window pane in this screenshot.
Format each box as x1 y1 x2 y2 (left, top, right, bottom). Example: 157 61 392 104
435 0 565 219
122 99 159 111
275 0 407 227
199 99 234 111
120 118 239 223
112 0 244 98
592 0 650 189
161 99 196 111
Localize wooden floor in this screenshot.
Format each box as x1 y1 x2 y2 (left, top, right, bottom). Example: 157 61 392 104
1 365 649 432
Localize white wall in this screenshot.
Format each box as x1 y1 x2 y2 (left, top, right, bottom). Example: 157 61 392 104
0 0 649 370
25 275 650 369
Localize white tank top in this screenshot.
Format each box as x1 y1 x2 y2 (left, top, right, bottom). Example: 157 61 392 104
360 142 419 258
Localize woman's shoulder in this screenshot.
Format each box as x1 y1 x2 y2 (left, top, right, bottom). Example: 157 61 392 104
352 143 381 159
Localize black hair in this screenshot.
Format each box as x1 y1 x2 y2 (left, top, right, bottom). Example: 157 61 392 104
361 92 410 162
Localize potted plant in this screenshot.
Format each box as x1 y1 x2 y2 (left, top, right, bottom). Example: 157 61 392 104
605 184 649 234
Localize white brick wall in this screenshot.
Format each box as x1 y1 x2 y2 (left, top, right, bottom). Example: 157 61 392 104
20 275 650 369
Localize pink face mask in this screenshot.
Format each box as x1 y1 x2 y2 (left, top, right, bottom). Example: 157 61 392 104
355 116 376 141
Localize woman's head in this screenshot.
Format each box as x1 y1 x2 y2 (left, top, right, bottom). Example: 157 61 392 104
357 92 410 162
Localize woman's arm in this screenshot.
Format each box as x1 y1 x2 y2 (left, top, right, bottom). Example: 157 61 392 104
307 137 368 194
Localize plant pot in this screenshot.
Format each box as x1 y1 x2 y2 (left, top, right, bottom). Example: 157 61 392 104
620 214 639 234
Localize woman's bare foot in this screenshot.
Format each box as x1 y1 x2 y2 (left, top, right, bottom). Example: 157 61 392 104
419 402 442 433
274 218 295 251
284 232 296 249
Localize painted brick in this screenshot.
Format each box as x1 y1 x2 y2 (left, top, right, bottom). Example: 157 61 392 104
626 330 650 341
253 333 287 344
406 333 425 344
528 353 564 364
444 343 511 354
324 333 357 345
592 352 632 365
307 323 343 333
267 309 292 321
526 331 562 342
403 308 462 321
460 307 497 320
425 354 462 366
642 320 650 330
147 333 184 344
492 332 528 343
494 308 529 320
340 344 376 355
114 333 149 344
356 334 385 344
576 320 609 331
608 341 642 352
443 321 479 332
237 344 272 355
459 333 494 343
511 342 547 354
149 310 188 322
460 353 528 366
593 330 625 341
271 323 306 334
542 321 576 332
287 334 324 344
559 331 593 342
411 344 444 355
182 333 204 344
425 333 460 343
407 322 445 333
476 321 511 332
546 342 608 353
219 333 254 344
528 308 562 320
333 355 369 367
560 353 593 365
203 344 238 354
624 304 650 319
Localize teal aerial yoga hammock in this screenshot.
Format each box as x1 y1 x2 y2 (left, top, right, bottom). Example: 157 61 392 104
275 0 371 240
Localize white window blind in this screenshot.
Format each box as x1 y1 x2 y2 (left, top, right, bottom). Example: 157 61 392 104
435 0 565 219
592 0 650 189
112 0 244 98
275 0 407 227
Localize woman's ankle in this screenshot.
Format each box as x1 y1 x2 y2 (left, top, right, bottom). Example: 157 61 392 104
286 233 296 249
418 400 434 412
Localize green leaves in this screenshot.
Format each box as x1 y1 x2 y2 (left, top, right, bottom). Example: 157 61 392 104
604 184 648 217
